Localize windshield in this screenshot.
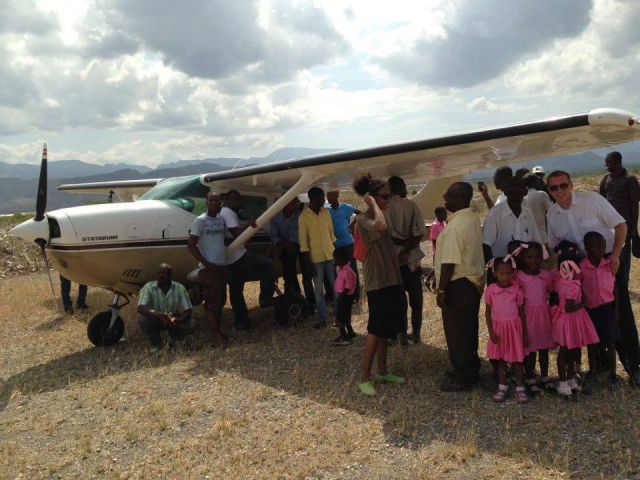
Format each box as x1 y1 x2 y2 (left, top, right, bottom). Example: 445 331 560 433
139 175 209 213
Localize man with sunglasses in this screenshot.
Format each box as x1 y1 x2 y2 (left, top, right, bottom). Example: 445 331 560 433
546 170 640 386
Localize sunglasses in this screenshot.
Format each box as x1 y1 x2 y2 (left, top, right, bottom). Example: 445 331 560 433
374 193 392 200
548 182 570 192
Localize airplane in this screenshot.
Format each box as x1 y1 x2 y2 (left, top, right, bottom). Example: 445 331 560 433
9 107 640 346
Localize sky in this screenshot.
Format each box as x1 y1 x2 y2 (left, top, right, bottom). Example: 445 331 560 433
1 0 639 166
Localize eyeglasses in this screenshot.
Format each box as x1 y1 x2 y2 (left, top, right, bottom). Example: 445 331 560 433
374 193 392 200
548 182 570 192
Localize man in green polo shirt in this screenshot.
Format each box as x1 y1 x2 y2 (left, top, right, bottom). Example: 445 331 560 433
137 263 193 353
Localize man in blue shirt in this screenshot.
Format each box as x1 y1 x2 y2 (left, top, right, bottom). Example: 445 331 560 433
270 197 315 313
326 190 361 303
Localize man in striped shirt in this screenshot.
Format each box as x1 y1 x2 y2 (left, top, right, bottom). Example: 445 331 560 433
137 263 193 353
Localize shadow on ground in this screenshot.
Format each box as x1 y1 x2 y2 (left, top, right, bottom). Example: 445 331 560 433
3 303 640 477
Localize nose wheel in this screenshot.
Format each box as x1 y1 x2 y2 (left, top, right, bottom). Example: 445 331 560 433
87 293 128 346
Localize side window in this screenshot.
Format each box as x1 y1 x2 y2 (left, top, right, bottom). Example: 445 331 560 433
239 195 268 220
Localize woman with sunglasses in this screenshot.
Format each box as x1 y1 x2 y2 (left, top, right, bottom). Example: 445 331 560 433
353 174 406 396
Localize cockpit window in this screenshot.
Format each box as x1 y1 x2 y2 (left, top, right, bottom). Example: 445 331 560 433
139 175 209 213
140 175 269 219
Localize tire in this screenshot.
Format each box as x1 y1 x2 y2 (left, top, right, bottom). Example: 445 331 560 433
274 293 307 328
87 310 124 346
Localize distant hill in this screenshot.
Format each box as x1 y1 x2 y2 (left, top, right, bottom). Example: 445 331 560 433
0 159 153 179
156 147 338 170
2 145 639 214
0 163 231 214
466 150 640 181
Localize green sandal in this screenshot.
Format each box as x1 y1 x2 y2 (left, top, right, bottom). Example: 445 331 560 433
374 372 406 384
358 381 377 396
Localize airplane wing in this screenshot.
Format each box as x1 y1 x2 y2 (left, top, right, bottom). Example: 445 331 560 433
58 178 163 202
201 107 640 219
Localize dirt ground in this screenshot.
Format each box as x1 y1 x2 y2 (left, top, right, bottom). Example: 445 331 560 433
1 261 640 479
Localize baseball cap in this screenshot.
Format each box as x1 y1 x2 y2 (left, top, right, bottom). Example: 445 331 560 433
532 166 545 174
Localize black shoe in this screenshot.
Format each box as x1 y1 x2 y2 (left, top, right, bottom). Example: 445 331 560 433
347 329 357 339
76 303 89 310
400 332 409 347
629 371 640 388
440 380 472 392
312 321 327 329
409 332 422 344
581 371 595 395
332 335 352 346
63 304 73 314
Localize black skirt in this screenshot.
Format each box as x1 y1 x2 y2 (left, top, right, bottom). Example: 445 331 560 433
366 285 403 338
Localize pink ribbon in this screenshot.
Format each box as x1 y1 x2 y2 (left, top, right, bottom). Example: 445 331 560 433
511 242 550 260
559 260 581 279
486 254 517 272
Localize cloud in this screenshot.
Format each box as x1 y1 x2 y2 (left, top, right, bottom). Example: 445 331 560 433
467 97 508 113
100 0 347 84
504 0 640 106
377 0 593 88
0 0 58 35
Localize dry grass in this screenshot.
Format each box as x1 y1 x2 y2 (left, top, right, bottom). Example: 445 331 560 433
2 178 640 479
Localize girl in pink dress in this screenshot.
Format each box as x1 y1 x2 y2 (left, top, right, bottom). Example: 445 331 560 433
485 256 529 405
513 242 555 394
552 257 600 398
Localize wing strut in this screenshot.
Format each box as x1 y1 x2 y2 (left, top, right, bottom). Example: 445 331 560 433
226 169 321 256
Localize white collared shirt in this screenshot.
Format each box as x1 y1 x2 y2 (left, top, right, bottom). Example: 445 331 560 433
546 191 625 254
482 202 542 257
523 188 552 243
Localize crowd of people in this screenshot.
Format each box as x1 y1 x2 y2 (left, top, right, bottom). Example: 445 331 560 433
130 150 640 401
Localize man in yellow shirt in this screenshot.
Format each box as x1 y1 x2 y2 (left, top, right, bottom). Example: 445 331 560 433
435 182 485 392
299 187 337 328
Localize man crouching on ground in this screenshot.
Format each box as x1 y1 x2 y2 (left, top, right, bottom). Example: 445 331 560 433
137 263 193 353
188 191 227 347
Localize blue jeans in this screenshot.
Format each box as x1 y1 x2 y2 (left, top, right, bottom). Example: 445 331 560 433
313 260 336 323
226 250 276 327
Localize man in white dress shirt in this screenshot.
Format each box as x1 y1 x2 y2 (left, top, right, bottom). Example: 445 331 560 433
482 177 542 260
545 170 639 386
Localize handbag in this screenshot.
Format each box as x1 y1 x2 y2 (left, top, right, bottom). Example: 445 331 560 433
353 226 367 262
632 235 640 259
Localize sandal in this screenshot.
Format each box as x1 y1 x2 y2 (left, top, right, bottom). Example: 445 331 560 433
359 381 376 396
515 389 530 405
557 381 573 399
492 388 509 402
374 372 406 384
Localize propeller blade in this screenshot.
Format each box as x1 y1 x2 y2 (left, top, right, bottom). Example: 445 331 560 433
35 142 48 222
37 239 60 312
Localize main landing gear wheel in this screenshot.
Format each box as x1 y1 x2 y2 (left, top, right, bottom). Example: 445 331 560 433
87 311 124 346
274 293 307 328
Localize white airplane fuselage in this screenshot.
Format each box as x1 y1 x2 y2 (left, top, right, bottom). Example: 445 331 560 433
16 198 275 295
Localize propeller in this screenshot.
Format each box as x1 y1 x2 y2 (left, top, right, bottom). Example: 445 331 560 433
32 143 59 311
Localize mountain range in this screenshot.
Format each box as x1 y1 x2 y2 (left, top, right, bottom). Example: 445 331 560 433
1 145 639 214
0 148 336 214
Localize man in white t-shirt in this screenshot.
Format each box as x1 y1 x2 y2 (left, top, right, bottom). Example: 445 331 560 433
221 190 276 330
187 191 227 346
